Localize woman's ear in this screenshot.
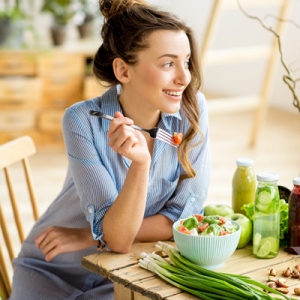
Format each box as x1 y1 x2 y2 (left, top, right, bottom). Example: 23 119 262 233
113 58 131 83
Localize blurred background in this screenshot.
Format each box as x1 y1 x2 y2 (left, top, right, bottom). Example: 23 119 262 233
0 0 300 236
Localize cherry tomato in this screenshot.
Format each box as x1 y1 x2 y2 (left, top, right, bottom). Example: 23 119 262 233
172 132 183 145
217 216 227 225
178 225 190 235
220 231 229 236
194 214 205 222
197 222 209 232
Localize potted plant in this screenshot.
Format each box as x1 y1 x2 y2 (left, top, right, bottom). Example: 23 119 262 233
76 0 97 39
0 0 25 48
41 0 76 46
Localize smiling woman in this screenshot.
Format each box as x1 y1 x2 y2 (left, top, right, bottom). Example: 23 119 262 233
9 0 211 299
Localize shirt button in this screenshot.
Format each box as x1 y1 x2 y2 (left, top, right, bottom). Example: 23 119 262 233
190 197 195 203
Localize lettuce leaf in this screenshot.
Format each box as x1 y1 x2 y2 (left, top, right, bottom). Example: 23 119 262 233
201 223 222 236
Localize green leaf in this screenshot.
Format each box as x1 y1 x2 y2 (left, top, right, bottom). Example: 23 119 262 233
182 216 198 230
203 215 221 224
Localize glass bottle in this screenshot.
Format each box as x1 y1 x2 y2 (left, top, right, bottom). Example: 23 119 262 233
253 172 280 259
232 158 256 214
287 177 300 254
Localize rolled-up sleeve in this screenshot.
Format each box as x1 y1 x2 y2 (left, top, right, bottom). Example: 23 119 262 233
62 104 119 247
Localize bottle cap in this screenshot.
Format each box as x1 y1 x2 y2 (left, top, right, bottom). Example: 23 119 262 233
257 172 279 182
293 177 300 185
236 158 253 167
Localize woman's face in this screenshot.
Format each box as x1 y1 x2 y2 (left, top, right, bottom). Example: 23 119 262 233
126 30 191 115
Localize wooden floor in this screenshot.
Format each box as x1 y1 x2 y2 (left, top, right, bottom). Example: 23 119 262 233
1 107 300 279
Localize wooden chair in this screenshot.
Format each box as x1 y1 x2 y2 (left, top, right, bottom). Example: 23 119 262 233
0 136 39 299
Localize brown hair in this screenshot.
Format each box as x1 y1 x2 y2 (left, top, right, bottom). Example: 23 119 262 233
93 0 203 180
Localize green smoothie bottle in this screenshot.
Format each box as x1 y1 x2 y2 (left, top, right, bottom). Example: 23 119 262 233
253 172 280 259
232 158 256 214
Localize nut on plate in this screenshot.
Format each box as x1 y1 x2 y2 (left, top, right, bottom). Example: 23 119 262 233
295 265 300 272
269 268 277 276
282 267 292 277
276 287 289 294
277 278 289 288
292 269 300 279
267 281 277 289
268 275 277 282
295 288 300 296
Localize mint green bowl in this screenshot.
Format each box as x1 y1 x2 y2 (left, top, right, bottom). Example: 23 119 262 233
172 220 241 270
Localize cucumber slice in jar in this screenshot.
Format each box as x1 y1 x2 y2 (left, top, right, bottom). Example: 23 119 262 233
258 190 272 205
256 203 270 212
253 233 261 255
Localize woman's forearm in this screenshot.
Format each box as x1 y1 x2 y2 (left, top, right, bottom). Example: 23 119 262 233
135 214 173 242
102 160 150 252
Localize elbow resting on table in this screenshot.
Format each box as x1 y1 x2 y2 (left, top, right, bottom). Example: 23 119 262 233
108 242 132 254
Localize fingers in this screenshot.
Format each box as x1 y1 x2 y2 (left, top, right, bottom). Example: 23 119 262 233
34 227 61 261
109 127 138 150
107 111 133 136
107 112 139 151
34 227 52 248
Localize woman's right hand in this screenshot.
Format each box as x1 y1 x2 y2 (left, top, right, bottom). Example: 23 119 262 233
107 111 150 164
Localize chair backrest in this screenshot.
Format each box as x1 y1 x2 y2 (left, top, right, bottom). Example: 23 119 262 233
0 136 39 299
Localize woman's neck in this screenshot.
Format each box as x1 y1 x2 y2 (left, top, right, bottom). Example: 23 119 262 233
118 91 160 130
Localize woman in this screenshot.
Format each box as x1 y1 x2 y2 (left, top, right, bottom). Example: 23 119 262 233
10 0 210 299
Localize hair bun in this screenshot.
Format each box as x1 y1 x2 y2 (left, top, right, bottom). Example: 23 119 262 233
99 0 148 20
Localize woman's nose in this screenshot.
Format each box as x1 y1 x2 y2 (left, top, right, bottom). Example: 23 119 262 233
175 67 191 86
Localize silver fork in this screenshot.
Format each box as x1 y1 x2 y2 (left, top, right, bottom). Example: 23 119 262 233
89 110 178 148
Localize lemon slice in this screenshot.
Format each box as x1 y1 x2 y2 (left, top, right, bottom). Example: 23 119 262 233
260 237 278 253
257 240 271 258
253 233 261 255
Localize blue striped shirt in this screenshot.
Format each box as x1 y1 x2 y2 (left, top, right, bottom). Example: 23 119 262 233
63 86 211 247
11 86 210 299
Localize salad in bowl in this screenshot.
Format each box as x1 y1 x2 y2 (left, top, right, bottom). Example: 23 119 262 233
176 214 239 237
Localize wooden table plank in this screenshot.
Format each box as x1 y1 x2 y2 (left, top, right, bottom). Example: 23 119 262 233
114 282 133 300
218 246 297 275
82 242 164 276
110 264 194 300
165 293 201 300
109 264 156 284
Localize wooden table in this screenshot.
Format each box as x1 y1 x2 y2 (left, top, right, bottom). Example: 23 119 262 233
81 242 300 300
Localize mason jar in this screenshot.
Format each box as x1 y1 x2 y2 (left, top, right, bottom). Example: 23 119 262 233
253 172 280 259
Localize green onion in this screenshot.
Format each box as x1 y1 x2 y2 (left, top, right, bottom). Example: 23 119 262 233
138 242 297 300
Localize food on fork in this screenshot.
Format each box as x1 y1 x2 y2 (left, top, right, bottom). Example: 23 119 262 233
172 132 183 145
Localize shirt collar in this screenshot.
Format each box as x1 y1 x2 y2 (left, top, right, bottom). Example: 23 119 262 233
97 87 122 133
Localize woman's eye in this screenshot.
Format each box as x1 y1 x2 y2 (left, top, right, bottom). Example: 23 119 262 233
163 62 173 68
184 60 190 68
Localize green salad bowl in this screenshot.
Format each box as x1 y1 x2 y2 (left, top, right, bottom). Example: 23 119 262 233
172 219 241 270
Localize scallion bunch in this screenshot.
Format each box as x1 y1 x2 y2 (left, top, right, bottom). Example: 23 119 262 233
139 242 296 300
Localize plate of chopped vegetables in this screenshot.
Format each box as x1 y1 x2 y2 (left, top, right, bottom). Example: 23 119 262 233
173 214 241 269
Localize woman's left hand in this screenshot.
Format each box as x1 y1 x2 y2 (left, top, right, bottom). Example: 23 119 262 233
34 226 96 262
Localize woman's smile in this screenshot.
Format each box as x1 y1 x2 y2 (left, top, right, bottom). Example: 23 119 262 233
163 89 184 98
